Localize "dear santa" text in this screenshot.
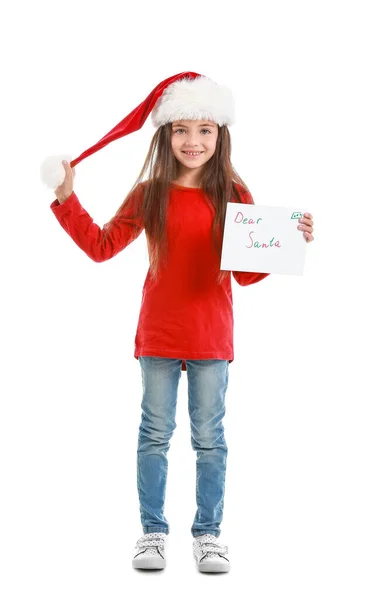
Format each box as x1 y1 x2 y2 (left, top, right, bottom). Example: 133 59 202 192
233 211 281 249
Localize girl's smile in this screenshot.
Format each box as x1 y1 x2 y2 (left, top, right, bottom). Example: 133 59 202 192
182 151 204 158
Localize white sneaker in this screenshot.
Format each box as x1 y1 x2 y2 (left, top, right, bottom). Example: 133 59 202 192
132 532 168 570
193 533 231 572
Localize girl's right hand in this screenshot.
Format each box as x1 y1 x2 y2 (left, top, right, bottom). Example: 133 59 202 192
55 160 76 204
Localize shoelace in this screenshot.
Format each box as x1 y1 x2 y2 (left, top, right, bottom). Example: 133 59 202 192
196 534 229 559
135 533 166 554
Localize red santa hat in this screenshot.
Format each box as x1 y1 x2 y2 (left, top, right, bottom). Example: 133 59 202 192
40 71 235 189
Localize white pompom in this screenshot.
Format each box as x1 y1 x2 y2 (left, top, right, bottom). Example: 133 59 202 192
40 154 73 189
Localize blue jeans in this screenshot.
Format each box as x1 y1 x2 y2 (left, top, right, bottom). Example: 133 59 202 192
137 357 229 538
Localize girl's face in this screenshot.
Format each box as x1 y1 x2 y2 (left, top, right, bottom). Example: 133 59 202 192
171 120 218 173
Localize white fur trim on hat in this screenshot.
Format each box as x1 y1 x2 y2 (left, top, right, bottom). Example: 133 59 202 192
40 154 72 189
151 75 235 128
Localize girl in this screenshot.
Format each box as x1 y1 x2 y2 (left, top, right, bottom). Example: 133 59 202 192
43 72 315 573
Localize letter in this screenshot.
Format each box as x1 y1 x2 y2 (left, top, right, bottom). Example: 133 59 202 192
247 230 254 248
234 211 244 223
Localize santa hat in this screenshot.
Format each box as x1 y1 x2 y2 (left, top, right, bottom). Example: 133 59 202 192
40 71 235 189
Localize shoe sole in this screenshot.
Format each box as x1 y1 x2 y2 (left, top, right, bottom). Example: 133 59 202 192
197 561 230 573
132 556 166 570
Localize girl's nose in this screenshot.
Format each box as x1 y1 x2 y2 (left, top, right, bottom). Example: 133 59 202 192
185 133 200 144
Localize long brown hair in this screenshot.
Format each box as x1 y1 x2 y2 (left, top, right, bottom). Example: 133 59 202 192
111 122 255 285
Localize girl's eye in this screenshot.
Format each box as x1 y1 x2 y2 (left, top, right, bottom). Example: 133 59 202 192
173 128 211 134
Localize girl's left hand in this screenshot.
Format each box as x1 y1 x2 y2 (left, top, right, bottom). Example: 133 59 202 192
298 213 314 242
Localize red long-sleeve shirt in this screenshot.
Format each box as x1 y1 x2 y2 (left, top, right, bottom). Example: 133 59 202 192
50 182 270 371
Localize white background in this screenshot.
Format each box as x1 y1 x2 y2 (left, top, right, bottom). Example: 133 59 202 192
1 0 371 598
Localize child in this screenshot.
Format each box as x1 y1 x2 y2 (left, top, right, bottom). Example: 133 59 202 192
42 72 315 573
